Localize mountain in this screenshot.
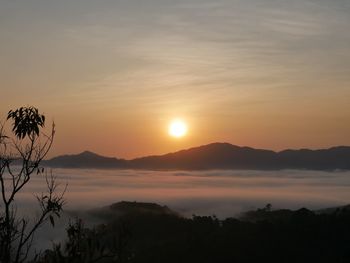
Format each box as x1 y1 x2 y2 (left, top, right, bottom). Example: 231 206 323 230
44 143 350 170
129 143 277 170
44 150 127 168
87 201 178 221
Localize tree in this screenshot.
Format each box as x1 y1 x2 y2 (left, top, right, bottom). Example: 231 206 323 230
37 219 122 263
0 106 66 263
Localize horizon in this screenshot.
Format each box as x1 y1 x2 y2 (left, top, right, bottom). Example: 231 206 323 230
50 142 350 160
1 0 350 159
1 1 350 261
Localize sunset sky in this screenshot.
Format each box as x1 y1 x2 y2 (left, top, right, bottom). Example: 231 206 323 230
1 0 349 158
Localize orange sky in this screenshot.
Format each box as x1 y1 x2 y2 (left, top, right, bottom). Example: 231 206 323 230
1 0 349 159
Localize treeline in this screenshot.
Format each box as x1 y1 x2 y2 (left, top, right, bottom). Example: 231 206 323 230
36 204 350 263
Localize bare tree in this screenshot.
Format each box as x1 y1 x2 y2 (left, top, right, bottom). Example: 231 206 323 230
0 106 66 263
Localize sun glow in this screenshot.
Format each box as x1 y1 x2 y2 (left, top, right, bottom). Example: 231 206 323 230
169 119 188 138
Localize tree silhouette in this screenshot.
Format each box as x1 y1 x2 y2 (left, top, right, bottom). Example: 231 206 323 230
0 106 65 263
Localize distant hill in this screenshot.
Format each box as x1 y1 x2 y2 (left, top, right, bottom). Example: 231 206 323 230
44 150 127 168
87 201 178 221
44 143 350 170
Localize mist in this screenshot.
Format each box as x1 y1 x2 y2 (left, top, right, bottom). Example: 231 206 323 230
17 169 350 217
10 168 350 255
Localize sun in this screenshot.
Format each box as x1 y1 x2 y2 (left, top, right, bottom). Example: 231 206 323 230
168 119 188 138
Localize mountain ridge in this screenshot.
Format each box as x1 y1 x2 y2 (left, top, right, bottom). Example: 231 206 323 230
43 142 350 170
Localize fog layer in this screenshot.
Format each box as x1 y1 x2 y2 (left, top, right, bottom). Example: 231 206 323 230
18 169 350 218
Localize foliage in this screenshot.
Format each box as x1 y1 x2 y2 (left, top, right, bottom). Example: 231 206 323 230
36 218 129 263
7 107 45 139
39 205 350 263
0 106 65 263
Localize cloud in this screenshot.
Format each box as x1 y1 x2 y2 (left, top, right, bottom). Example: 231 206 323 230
17 169 350 218
1 0 350 157
13 168 350 256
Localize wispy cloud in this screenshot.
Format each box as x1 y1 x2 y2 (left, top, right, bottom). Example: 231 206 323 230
0 0 349 156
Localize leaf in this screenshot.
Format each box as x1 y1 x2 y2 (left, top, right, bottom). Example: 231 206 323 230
7 106 46 139
34 126 39 136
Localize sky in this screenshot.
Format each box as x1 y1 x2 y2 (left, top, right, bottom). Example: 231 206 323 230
1 0 350 158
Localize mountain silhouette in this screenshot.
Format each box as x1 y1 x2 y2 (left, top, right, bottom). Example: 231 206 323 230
45 150 127 168
44 143 350 170
87 201 178 221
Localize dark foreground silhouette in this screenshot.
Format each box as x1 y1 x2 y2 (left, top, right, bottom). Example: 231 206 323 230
44 143 350 170
36 202 350 263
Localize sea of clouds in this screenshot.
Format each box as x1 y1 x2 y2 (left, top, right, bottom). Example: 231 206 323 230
17 168 350 217
12 168 350 253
